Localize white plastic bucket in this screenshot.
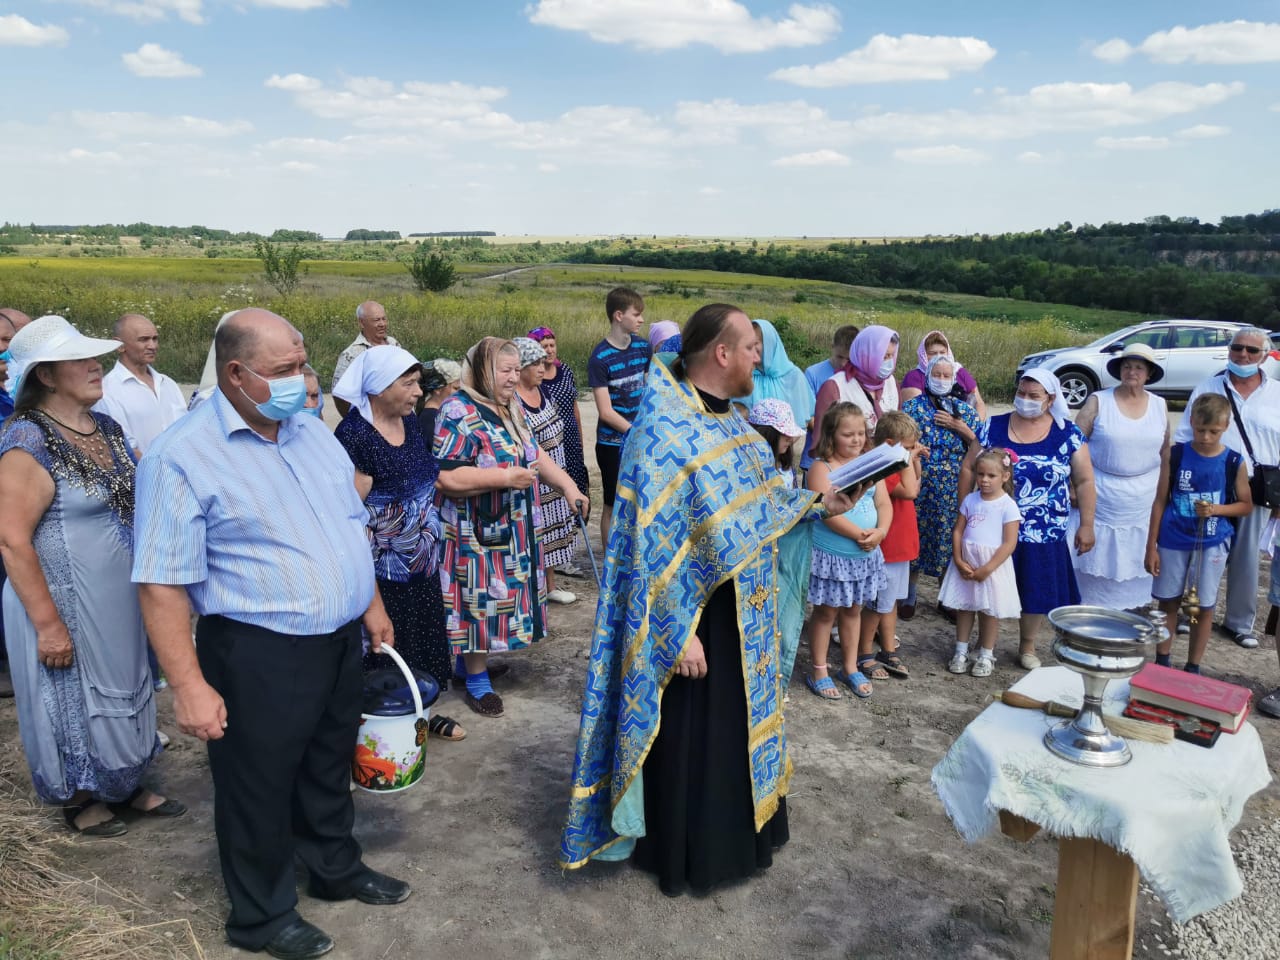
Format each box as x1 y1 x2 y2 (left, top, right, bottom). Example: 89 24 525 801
352 646 428 793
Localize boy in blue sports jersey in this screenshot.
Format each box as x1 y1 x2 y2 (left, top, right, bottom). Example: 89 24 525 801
589 287 649 546
1146 393 1253 674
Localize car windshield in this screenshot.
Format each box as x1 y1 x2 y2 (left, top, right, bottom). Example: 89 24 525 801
1084 323 1149 349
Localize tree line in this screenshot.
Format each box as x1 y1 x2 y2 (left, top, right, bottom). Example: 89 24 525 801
569 212 1280 327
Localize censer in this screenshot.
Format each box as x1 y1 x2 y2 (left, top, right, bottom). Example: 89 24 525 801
1045 606 1157 767
1180 509 1208 625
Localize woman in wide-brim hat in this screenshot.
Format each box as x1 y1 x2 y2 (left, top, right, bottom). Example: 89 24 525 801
0 315 184 836
1069 341 1170 610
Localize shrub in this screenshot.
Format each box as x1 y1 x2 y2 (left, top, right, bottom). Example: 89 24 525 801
253 239 307 296
406 245 457 293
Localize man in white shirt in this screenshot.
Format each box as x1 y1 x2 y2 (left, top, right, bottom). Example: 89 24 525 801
331 301 400 417
95 314 189 455
1173 326 1280 666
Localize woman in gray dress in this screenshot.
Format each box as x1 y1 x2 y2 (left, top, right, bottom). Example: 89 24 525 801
0 316 184 836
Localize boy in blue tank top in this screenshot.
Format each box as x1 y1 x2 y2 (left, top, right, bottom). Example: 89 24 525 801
1145 393 1253 673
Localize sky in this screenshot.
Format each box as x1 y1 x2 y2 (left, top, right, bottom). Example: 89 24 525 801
1 1 1277 237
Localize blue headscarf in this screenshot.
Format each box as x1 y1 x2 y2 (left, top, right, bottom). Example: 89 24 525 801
738 318 815 427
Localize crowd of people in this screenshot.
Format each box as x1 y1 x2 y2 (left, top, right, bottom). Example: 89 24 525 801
0 294 1277 955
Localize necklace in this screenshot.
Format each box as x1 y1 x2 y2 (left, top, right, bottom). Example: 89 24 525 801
40 410 98 437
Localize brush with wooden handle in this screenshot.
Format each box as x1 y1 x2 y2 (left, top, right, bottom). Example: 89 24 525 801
994 691 1174 744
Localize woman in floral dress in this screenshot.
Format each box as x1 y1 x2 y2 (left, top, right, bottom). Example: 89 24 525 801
434 338 587 719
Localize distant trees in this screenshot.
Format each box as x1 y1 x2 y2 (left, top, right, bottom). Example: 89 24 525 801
345 229 402 241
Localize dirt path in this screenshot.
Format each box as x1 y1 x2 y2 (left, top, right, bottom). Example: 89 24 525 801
1 396 1275 959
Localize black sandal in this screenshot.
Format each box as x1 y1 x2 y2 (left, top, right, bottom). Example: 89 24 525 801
427 714 467 741
118 787 187 818
857 657 890 682
64 800 128 837
876 651 910 679
465 691 504 718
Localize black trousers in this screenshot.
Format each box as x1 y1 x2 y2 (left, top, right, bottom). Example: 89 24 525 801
197 615 369 950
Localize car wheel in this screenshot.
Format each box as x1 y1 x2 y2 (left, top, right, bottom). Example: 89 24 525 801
1056 369 1096 409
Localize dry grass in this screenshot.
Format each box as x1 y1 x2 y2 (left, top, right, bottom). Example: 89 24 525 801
0 762 206 960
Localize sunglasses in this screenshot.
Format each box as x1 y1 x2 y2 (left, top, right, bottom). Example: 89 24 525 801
1229 344 1264 356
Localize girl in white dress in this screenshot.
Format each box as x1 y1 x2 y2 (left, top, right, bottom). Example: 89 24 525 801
940 448 1022 677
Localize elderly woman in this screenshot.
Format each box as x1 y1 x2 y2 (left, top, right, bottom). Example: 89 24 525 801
647 320 682 355
738 318 815 429
902 355 980 617
961 368 1096 668
434 337 588 718
513 337 577 606
301 363 325 420
899 329 987 421
813 324 900 433
0 316 183 835
1068 343 1168 610
417 357 461 442
527 327 589 515
333 345 466 741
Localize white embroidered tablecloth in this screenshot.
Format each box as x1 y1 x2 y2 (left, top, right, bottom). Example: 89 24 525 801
931 665 1271 923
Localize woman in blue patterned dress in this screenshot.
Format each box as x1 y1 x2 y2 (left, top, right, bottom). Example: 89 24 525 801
527 327 588 500
960 368 1097 669
0 316 183 836
334 345 466 741
434 338 588 719
902 356 980 616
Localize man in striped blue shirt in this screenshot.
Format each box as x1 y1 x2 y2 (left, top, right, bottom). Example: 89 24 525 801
134 309 408 960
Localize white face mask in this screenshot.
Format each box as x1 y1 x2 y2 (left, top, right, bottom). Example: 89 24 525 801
1013 396 1045 419
877 358 896 380
927 376 954 396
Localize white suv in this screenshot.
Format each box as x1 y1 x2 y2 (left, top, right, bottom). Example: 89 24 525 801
1016 320 1278 409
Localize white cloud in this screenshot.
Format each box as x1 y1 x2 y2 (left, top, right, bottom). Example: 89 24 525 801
65 147 124 163
1177 123 1228 139
0 14 70 46
1272 103 1280 112
280 160 318 172
253 0 345 8
70 110 252 139
122 43 202 78
537 162 558 173
772 33 995 87
848 80 1245 142
67 0 205 26
265 73 323 92
1094 20 1280 65
893 144 985 164
772 149 850 167
674 98 849 145
526 0 839 53
1090 38 1133 63
698 185 722 195
1016 150 1043 163
1095 135 1170 150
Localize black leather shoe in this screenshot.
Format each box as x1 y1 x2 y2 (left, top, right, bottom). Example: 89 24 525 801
352 869 411 905
263 918 333 960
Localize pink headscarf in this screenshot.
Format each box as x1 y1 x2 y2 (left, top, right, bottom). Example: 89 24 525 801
648 320 680 349
844 324 899 391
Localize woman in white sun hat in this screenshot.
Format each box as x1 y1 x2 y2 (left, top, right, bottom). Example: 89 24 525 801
1068 341 1169 611
0 315 184 836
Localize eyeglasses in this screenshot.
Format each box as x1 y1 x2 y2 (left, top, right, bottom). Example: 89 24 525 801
1229 344 1264 356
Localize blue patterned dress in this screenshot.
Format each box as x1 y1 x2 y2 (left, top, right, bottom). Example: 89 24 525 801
1 411 159 804
540 362 588 496
979 414 1085 614
903 394 981 578
335 411 450 686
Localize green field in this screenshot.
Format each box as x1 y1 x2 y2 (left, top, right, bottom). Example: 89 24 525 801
0 258 1151 399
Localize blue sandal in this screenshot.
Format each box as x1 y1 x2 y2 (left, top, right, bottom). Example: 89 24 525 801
805 673 842 701
835 669 873 699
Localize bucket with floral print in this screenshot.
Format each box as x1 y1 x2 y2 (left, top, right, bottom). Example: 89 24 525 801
353 646 439 793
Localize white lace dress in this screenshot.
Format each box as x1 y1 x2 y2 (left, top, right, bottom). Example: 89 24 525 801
1069 388 1167 610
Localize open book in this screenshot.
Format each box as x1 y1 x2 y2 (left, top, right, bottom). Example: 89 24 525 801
826 443 910 494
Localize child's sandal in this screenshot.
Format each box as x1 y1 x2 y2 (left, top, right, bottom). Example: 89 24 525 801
857 657 890 682
876 651 909 679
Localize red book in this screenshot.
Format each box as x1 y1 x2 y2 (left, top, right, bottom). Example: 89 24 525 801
1129 663 1253 733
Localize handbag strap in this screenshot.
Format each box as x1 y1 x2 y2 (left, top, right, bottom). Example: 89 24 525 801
1221 378 1258 469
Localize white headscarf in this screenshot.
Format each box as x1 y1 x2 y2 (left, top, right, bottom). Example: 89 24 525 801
1019 367 1071 429
333 345 422 424
188 311 237 410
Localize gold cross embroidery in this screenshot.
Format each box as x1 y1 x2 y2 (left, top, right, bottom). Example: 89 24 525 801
747 584 768 610
755 653 772 676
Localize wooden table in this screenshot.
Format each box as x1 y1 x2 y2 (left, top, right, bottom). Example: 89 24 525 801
999 811 1140 959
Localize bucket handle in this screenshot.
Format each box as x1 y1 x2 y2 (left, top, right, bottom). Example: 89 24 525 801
378 645 425 721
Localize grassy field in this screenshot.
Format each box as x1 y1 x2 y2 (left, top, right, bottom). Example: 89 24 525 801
0 258 1149 398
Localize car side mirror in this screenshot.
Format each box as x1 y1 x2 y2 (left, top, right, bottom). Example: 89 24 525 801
1101 342 1123 354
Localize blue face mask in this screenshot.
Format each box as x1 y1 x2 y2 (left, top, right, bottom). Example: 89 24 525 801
240 365 307 421
1227 360 1260 379
303 403 323 418
0 351 11 363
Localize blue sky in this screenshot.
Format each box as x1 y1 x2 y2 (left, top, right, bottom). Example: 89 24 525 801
1 1 1277 237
